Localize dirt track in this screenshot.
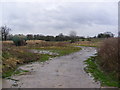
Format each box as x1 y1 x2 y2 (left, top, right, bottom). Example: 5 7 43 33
3 46 100 88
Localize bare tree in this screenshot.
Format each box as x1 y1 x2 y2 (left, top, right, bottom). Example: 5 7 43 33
69 31 77 37
0 25 11 41
69 31 77 43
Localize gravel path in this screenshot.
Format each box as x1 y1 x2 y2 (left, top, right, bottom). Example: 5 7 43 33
3 46 100 88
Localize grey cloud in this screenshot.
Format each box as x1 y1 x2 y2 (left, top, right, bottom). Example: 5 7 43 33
1 2 118 36
58 2 117 26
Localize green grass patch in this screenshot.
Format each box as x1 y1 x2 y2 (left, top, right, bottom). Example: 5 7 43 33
2 52 12 59
13 69 29 75
2 68 29 78
31 46 81 63
55 47 81 56
32 46 81 56
40 54 57 62
84 56 119 87
2 69 15 78
29 46 81 64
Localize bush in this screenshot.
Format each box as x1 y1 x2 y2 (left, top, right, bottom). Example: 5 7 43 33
12 35 27 46
98 38 119 78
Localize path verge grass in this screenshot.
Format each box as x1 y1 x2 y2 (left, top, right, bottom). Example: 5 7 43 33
2 68 29 78
84 55 119 87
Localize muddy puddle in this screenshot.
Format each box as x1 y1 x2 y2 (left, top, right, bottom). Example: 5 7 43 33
29 49 59 55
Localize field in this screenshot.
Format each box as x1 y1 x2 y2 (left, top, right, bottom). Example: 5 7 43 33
1 38 104 78
2 38 119 88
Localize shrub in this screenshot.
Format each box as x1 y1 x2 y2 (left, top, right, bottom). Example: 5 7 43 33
12 35 27 46
97 38 119 78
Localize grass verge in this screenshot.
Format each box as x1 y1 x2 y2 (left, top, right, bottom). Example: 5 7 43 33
84 55 119 87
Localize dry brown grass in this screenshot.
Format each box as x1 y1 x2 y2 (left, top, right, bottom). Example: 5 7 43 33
2 41 41 74
2 41 13 44
2 40 68 47
27 41 69 48
73 41 102 47
26 40 45 44
2 40 44 44
98 38 119 78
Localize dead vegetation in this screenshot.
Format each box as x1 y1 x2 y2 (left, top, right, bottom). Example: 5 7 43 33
97 38 119 79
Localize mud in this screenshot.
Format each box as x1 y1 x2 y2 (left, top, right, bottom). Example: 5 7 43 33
2 46 100 88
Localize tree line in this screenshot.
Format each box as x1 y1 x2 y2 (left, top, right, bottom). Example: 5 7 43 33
0 25 114 42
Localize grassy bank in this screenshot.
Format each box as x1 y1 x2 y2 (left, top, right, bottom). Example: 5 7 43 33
84 55 119 87
2 40 81 78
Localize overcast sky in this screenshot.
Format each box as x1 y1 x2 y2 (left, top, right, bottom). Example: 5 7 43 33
0 0 118 37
